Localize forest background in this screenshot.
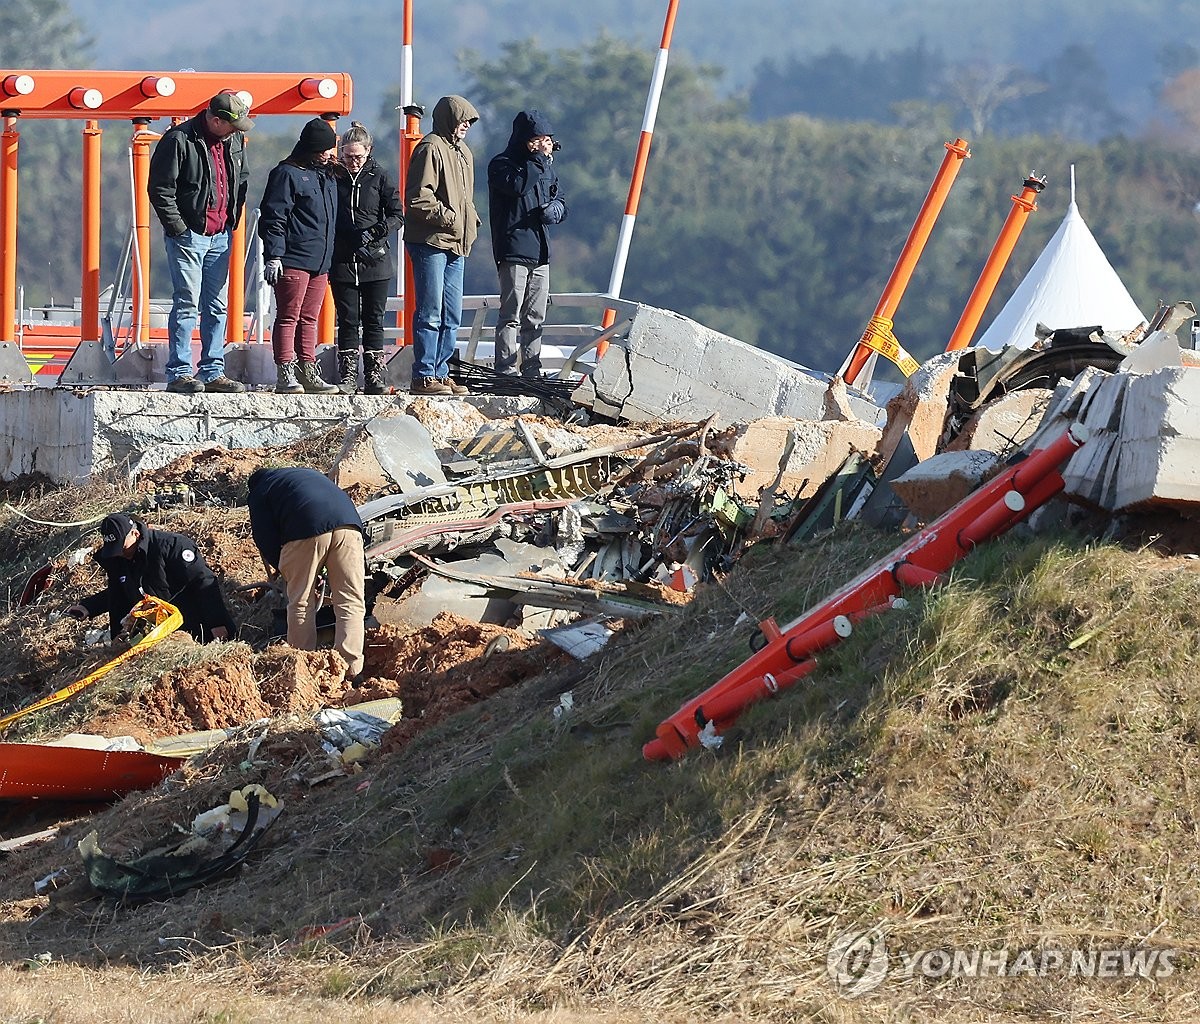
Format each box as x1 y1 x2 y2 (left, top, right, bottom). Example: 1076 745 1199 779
4 0 1200 376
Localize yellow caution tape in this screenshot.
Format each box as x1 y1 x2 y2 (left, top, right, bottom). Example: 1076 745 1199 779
857 315 920 377
0 595 182 732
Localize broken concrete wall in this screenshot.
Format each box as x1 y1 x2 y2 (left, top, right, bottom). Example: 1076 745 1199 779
1114 367 1200 510
1021 365 1200 512
572 303 880 425
710 417 882 500
0 389 542 485
890 450 1001 521
875 350 963 463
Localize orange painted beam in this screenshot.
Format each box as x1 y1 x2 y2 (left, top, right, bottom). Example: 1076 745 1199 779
0 70 352 120
842 137 971 385
945 172 1046 352
81 119 101 341
0 115 16 344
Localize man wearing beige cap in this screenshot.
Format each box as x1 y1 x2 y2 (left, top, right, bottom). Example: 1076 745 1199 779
149 91 253 394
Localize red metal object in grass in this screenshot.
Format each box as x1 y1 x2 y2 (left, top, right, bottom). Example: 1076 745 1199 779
644 424 1089 761
0 743 184 800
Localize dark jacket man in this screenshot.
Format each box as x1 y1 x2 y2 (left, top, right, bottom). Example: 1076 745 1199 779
247 467 364 570
488 110 567 267
70 514 235 642
331 156 404 286
148 110 250 237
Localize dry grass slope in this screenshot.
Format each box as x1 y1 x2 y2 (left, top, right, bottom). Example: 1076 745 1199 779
0 476 1198 1022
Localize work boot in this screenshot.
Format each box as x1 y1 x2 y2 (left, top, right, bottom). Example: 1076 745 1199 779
275 361 303 394
165 375 204 394
296 360 339 394
363 351 389 395
338 351 359 394
411 376 452 396
440 376 469 395
203 375 246 393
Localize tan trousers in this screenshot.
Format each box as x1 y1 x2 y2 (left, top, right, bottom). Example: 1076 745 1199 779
277 527 366 676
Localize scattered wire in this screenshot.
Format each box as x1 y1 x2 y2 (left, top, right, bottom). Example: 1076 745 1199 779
2 503 107 529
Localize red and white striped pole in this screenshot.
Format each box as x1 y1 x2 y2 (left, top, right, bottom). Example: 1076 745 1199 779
598 0 680 357
398 0 419 348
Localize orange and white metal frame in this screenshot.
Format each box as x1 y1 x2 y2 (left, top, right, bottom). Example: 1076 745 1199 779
0 69 353 350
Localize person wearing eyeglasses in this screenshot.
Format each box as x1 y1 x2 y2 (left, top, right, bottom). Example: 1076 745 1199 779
329 121 404 395
403 95 481 396
148 92 252 395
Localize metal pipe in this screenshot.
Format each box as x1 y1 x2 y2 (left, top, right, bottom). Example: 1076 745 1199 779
598 0 680 358
841 137 971 386
129 122 158 348
945 172 1046 352
81 119 102 342
0 113 19 344
227 196 247 344
398 0 418 348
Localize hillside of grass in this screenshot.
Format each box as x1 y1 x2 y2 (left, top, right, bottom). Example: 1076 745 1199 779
1 488 1198 1022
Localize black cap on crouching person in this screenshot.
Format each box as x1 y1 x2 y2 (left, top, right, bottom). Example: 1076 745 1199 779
207 92 254 131
97 513 135 559
298 117 338 153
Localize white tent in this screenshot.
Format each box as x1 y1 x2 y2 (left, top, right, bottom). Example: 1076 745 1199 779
976 170 1146 352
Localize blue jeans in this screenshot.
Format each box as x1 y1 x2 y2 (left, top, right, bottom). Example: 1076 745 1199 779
405 241 464 380
163 228 231 383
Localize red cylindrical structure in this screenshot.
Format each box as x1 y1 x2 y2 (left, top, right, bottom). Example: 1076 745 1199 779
842 137 971 385
81 119 102 342
646 425 1089 761
956 489 1025 550
694 659 817 730
783 614 853 663
319 283 335 345
130 125 158 346
0 115 18 344
945 172 1047 352
227 207 246 344
398 0 419 349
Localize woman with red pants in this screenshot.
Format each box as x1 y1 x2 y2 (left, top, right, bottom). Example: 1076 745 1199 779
258 117 340 394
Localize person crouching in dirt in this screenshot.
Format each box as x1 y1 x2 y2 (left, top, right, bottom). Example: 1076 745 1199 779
246 467 366 679
65 513 236 643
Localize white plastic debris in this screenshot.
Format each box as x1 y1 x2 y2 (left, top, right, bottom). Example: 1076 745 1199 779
83 627 109 647
697 720 723 751
552 691 575 719
33 869 68 895
67 547 91 568
315 708 392 749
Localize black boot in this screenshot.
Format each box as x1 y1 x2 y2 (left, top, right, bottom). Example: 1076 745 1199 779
363 351 388 395
338 351 359 394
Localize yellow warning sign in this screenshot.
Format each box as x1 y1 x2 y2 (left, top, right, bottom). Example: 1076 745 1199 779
857 315 919 377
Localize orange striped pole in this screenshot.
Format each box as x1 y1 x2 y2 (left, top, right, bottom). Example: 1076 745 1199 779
841 137 970 386
81 120 102 342
0 114 18 344
599 0 680 356
945 172 1046 351
130 123 159 348
398 0 420 349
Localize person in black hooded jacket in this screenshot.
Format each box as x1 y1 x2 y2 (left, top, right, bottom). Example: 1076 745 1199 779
65 513 235 643
487 110 568 378
330 122 404 395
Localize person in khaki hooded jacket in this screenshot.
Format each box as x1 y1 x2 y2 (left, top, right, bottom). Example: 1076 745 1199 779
404 95 480 396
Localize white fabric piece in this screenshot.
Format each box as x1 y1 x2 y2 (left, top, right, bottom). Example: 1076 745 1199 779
977 199 1146 352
